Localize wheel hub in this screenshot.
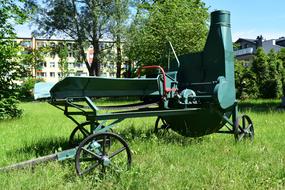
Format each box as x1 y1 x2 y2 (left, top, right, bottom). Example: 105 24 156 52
102 156 111 166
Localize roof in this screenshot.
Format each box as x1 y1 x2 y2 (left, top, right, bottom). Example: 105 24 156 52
235 38 256 44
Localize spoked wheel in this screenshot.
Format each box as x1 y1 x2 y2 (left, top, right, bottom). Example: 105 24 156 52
234 114 254 142
154 116 170 134
69 122 113 147
75 132 132 177
69 122 93 147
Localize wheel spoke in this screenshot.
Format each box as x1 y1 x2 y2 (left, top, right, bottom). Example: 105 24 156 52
80 162 100 176
79 157 97 162
109 147 126 159
238 132 245 141
102 135 106 155
79 127 90 137
244 124 253 132
75 132 132 176
81 147 102 160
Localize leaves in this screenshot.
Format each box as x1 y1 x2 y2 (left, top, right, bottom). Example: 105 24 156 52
125 0 208 67
0 0 31 119
235 48 285 99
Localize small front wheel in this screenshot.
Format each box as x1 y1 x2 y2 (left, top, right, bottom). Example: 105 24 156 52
234 114 254 142
75 132 132 176
154 117 170 134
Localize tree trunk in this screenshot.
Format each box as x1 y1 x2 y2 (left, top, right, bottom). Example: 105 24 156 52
116 35 122 78
91 41 101 76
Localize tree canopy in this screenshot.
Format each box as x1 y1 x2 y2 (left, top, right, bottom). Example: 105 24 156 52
125 0 209 67
0 0 33 119
32 0 131 76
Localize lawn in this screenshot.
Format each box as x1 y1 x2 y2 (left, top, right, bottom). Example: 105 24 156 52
0 99 284 189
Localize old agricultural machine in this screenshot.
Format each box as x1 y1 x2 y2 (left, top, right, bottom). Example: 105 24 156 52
2 10 254 176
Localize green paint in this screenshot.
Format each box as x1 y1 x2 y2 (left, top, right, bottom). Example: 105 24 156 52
57 148 77 161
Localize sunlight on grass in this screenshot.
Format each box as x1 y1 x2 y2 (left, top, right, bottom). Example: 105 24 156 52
0 100 284 189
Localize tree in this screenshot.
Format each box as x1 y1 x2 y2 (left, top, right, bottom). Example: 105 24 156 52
0 0 32 119
110 0 130 78
235 60 258 99
251 48 270 98
278 48 285 95
126 0 208 67
53 42 69 78
21 46 49 77
32 0 118 76
266 49 283 98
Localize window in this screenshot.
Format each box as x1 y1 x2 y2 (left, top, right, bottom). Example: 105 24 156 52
36 72 46 77
50 72 55 77
74 63 82 68
36 42 46 48
50 52 56 58
68 52 74 58
76 71 87 76
50 62 55 68
39 62 47 67
50 42 56 47
58 72 62 78
20 40 32 47
67 43 73 50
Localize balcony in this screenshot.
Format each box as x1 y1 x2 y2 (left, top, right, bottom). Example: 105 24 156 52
234 47 254 57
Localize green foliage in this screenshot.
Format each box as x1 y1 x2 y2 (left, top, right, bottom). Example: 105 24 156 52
235 60 258 99
0 101 285 189
235 48 285 99
18 77 44 100
33 0 124 76
21 46 50 77
0 0 32 119
126 0 208 66
0 97 22 120
251 48 269 98
0 40 25 119
52 42 69 78
277 48 285 94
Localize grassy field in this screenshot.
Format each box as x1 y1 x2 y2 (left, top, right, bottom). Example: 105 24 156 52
0 99 284 189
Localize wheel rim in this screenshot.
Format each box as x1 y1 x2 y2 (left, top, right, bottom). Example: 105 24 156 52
154 117 170 134
234 114 254 142
69 122 93 147
75 132 132 176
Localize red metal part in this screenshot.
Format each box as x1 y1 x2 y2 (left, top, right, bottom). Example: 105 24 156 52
137 65 176 95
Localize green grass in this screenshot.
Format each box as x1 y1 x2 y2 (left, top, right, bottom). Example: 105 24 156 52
0 100 285 189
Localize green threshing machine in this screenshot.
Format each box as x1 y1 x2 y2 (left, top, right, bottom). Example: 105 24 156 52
2 10 254 176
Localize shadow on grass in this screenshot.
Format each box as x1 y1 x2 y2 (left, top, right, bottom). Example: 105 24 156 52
117 126 207 146
6 137 71 158
6 126 206 161
239 100 284 113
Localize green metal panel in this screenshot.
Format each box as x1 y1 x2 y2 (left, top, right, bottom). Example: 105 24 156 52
50 76 162 99
164 10 236 136
164 109 225 137
204 10 236 109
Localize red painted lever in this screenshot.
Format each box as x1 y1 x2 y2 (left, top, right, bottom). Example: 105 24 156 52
137 65 176 96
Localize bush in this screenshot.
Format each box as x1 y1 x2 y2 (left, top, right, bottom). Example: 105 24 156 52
0 97 22 120
18 77 44 100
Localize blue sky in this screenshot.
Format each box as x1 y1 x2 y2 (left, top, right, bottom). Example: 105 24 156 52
15 0 285 41
203 0 285 41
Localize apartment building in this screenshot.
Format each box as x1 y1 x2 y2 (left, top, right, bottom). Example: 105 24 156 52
16 37 120 82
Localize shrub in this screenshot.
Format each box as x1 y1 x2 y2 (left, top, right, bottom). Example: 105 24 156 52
0 97 22 120
18 77 44 100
